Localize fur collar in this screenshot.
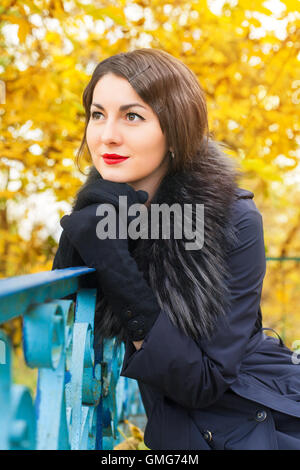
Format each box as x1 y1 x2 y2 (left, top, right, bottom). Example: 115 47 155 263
78 139 252 345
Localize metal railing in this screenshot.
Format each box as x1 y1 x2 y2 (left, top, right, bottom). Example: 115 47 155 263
0 267 145 450
1 257 299 450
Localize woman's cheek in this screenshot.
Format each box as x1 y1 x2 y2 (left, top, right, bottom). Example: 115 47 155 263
86 124 97 149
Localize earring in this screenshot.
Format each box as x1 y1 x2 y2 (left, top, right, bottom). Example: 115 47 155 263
170 150 175 159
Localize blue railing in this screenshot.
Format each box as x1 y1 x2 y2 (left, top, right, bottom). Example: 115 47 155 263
1 257 299 450
0 267 145 450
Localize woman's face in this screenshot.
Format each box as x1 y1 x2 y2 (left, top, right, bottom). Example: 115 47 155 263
86 73 170 194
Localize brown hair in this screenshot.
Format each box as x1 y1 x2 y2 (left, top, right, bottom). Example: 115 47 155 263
76 48 210 174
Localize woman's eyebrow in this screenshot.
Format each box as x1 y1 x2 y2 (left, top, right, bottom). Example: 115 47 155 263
91 102 147 111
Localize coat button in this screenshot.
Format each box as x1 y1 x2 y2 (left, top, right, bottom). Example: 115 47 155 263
255 410 267 422
203 430 212 442
126 310 133 318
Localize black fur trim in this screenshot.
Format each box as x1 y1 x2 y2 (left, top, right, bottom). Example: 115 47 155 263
75 139 243 344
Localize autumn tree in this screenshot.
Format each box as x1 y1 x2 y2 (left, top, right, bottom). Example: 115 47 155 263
0 0 299 345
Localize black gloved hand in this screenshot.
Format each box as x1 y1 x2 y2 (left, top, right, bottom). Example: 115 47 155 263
73 178 149 252
60 180 161 342
73 178 148 212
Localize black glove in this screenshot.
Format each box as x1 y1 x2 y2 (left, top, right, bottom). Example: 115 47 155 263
73 178 148 212
52 176 147 274
52 227 100 293
60 179 161 341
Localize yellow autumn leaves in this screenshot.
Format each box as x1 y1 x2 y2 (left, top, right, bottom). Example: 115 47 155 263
114 420 150 450
0 0 299 342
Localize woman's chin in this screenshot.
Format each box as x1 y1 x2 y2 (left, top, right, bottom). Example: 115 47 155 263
97 167 136 184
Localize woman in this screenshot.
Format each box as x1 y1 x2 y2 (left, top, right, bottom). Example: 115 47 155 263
52 48 300 450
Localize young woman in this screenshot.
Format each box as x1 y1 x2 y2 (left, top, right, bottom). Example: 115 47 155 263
52 48 300 450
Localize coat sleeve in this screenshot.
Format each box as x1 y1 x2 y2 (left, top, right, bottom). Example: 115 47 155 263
120 200 266 409
52 229 99 294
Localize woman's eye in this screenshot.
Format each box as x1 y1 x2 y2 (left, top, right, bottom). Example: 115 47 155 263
91 111 103 120
90 111 144 121
126 112 144 121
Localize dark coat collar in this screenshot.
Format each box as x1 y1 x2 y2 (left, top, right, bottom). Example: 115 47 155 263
78 139 253 344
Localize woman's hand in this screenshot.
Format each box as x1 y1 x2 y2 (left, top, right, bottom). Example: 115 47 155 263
73 177 148 212
59 182 161 343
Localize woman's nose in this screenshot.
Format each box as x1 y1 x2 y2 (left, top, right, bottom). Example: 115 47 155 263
100 119 122 144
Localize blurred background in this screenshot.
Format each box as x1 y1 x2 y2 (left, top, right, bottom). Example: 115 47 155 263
0 0 299 382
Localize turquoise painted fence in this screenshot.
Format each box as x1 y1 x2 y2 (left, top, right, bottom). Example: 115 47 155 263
0 267 145 450
1 257 299 450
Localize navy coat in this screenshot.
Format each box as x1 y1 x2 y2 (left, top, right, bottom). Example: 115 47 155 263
120 192 300 450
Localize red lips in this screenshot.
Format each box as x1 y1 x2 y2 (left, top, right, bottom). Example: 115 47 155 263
102 153 129 165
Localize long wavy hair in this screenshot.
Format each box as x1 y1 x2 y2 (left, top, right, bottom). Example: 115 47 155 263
76 48 213 174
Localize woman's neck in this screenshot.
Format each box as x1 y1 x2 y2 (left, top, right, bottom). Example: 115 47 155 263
128 158 169 207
